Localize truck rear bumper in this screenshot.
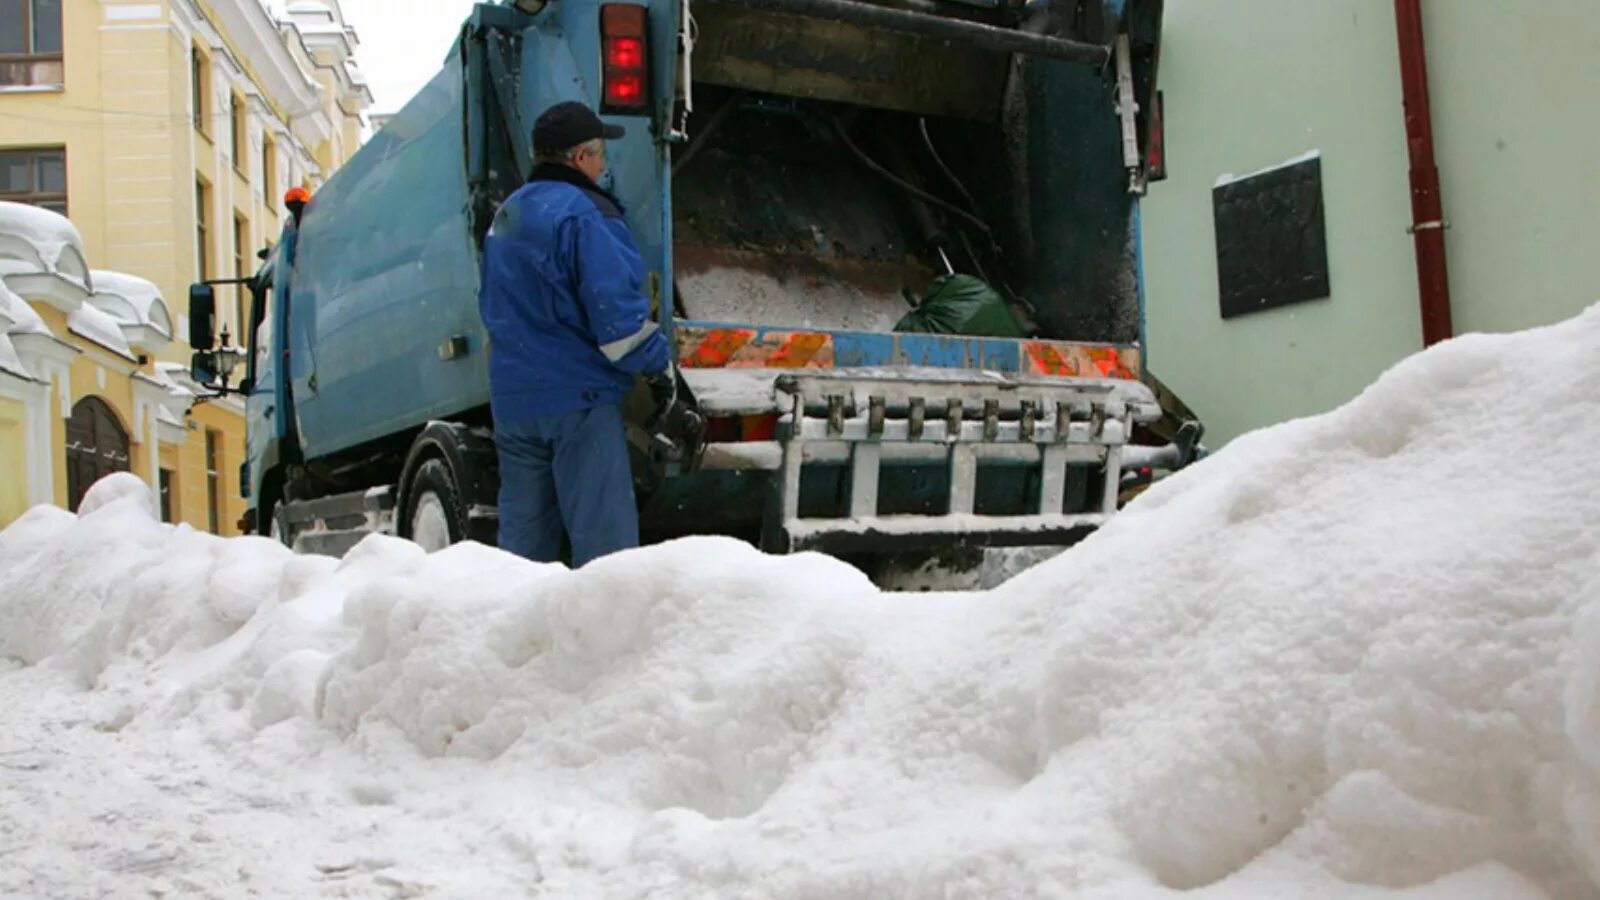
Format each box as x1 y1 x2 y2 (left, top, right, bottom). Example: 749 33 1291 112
701 439 1109 470
758 370 1159 554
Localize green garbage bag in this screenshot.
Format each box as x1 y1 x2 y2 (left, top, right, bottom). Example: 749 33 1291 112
894 274 1026 338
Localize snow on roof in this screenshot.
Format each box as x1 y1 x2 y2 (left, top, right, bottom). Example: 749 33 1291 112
0 201 91 288
0 278 49 338
285 0 335 21
154 360 217 398
144 363 197 408
1 273 75 380
1 269 78 374
287 0 347 34
88 270 173 353
154 404 185 428
66 302 136 359
131 370 194 430
89 271 172 335
3 303 1600 896
0 334 28 380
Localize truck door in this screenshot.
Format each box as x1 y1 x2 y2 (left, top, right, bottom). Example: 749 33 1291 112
242 245 292 520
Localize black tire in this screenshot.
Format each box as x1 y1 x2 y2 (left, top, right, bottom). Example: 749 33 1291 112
402 458 468 552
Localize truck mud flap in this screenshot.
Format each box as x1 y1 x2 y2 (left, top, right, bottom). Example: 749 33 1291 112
769 371 1161 555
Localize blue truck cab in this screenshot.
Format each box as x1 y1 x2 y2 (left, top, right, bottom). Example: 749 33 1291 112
188 0 1190 562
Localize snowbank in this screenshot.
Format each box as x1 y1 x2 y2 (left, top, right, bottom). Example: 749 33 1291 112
3 306 1600 898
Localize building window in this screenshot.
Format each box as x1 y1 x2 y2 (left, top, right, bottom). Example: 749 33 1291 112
262 137 276 209
191 45 210 136
233 214 248 340
230 94 246 174
205 429 221 534
0 0 64 88
195 178 211 280
0 147 66 215
159 468 175 523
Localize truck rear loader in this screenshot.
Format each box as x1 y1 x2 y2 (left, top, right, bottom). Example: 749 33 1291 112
187 0 1197 564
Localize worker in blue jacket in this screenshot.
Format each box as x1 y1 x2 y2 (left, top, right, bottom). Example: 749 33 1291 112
478 101 672 566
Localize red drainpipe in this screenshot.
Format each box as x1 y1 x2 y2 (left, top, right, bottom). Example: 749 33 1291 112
1394 0 1454 346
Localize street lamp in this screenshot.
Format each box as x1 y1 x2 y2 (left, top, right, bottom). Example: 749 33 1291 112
214 324 248 383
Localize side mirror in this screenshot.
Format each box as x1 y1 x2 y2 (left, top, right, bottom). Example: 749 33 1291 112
190 351 217 387
189 284 216 351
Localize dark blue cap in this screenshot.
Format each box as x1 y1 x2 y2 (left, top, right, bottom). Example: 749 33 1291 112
533 101 626 155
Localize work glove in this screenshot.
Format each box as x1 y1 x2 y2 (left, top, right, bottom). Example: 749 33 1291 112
644 365 703 459
646 364 677 414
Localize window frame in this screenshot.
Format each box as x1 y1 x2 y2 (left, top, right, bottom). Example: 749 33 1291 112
233 212 249 341
230 92 247 176
262 136 277 211
158 467 175 523
191 44 211 137
0 146 68 216
0 0 64 88
204 429 221 535
195 177 211 281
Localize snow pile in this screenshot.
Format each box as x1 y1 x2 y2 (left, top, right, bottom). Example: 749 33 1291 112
3 307 1600 898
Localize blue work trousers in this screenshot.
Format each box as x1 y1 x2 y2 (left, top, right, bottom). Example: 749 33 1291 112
494 404 639 567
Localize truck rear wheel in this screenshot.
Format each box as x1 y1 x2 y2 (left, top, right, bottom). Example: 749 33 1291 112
403 459 467 552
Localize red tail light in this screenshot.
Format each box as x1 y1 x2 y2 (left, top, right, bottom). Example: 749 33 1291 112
601 4 649 113
609 74 644 104
607 37 643 69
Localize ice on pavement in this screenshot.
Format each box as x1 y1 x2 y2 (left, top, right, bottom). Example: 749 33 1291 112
3 305 1600 898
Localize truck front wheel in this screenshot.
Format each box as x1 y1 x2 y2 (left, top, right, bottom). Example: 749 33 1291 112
402 458 467 553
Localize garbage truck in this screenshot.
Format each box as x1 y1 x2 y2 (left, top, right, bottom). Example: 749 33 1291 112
188 0 1197 561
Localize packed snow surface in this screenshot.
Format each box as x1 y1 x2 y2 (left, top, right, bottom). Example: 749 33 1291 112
4 306 1600 898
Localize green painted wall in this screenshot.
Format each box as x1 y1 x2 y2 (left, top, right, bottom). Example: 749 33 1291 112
1423 0 1600 336
1141 0 1599 447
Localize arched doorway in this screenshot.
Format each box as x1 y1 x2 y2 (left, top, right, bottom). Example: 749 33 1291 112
65 396 130 512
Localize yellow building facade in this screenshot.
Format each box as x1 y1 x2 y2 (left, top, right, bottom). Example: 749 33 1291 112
0 0 370 533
